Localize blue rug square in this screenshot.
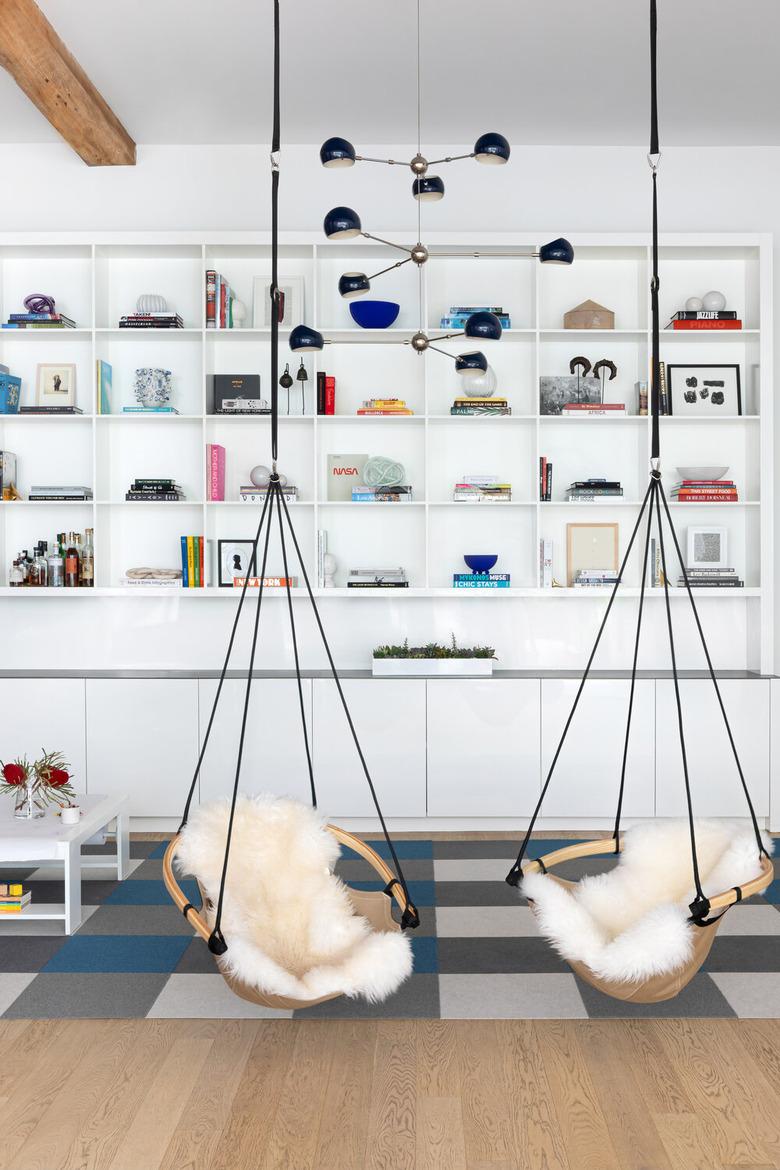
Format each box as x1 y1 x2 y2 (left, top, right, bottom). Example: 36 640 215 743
762 880 780 904
349 879 435 907
43 935 191 974
149 841 171 860
411 936 438 974
103 879 199 906
359 839 433 861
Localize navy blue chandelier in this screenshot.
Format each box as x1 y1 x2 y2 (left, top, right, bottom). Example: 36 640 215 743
290 0 574 375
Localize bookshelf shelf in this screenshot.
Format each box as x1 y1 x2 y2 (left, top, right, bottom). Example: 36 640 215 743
0 230 771 672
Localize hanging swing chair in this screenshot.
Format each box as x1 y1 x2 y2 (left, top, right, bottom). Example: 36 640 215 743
504 0 774 1004
163 0 419 1011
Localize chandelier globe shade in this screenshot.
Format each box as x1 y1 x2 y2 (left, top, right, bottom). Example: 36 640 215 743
289 324 325 352
338 272 371 299
320 137 357 167
413 176 445 201
473 131 510 164
539 237 575 265
464 311 503 342
323 207 362 239
455 350 488 374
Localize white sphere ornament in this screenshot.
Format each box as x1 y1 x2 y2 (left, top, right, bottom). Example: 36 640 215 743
249 465 288 489
460 364 498 399
685 296 704 312
702 290 727 312
136 294 168 314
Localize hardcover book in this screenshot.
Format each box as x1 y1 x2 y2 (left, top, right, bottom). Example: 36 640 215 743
327 454 368 501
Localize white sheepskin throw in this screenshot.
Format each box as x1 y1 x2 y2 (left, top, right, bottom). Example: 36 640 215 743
522 820 772 984
176 795 413 1002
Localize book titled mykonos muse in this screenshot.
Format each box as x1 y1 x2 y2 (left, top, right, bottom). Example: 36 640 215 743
327 453 368 501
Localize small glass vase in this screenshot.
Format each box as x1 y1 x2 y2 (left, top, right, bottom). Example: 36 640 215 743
14 780 46 820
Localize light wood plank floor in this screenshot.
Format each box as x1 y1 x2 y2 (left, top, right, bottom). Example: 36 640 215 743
0 1019 778 1170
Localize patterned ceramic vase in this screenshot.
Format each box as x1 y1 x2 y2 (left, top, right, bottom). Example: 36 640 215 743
133 368 172 408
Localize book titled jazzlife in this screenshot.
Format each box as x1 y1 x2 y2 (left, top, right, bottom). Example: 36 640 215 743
327 453 368 501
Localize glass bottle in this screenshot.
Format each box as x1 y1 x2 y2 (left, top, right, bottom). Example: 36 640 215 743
21 550 32 585
81 528 94 588
48 539 64 587
34 543 48 587
9 554 24 588
64 534 79 588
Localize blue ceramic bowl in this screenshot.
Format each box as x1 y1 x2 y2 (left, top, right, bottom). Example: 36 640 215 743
349 300 400 329
464 554 498 574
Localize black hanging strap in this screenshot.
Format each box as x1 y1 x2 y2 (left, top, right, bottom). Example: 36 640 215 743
270 0 281 464
649 0 661 463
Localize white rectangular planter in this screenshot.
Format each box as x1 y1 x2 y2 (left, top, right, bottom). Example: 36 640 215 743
372 658 494 676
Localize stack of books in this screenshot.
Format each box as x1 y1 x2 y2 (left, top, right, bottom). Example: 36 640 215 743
561 403 626 417
440 306 511 329
666 310 742 331
0 883 30 914
122 405 180 415
347 567 408 588
671 477 738 503
119 312 183 329
3 311 75 329
453 475 512 503
239 483 299 503
121 570 183 588
180 535 206 587
316 372 336 415
19 406 83 416
574 569 619 589
29 484 93 502
539 457 554 501
566 478 623 502
451 396 511 417
453 572 511 589
125 478 184 501
678 567 744 589
352 484 413 503
205 271 236 329
356 398 414 416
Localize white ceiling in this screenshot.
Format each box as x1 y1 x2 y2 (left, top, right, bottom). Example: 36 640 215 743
1 0 778 147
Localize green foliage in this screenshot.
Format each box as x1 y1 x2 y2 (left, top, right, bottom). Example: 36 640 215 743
373 633 495 660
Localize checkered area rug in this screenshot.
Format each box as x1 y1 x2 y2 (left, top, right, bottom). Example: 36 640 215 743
1 837 779 1019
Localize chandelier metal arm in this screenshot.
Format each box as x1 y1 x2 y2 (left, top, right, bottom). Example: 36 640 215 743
367 256 414 281
427 331 465 343
360 231 414 254
426 152 476 166
355 155 403 166
434 250 540 260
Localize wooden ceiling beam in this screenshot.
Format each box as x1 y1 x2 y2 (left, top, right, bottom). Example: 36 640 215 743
0 0 135 166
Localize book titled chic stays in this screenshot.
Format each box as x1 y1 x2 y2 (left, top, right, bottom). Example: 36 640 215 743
327 454 368 501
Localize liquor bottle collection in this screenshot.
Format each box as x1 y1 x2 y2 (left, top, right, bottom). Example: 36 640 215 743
9 530 94 587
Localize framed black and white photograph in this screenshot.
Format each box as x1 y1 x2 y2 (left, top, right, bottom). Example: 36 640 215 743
686 525 728 569
253 274 305 329
36 362 76 408
667 364 741 416
539 375 602 415
217 539 256 587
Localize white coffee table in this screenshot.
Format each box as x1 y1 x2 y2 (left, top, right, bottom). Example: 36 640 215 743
0 793 129 934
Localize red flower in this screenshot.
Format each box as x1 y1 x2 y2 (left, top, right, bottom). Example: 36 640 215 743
2 763 27 786
47 768 70 788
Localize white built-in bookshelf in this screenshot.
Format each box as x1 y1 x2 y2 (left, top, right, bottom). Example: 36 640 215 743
0 232 772 667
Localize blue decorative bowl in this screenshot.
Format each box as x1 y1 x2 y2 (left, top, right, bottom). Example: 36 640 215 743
349 300 400 329
464 554 498 574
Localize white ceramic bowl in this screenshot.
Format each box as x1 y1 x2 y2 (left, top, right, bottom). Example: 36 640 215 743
676 465 729 482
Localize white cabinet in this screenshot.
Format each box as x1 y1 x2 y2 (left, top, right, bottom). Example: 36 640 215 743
427 679 540 817
655 679 770 817
197 678 315 805
85 679 199 816
540 679 655 818
312 679 426 817
0 679 87 794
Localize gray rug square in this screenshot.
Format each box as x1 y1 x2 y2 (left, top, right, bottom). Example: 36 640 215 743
710 973 780 1017
3 972 169 1019
575 974 737 1019
175 939 221 974
79 905 195 936
148 974 293 1019
438 937 570 975
292 973 440 1019
0 936 66 972
0 973 36 1015
435 880 524 907
439 973 588 1019
435 906 540 938
716 904 780 935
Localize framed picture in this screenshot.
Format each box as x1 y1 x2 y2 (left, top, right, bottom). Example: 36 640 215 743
686 525 728 570
667 365 741 416
567 522 619 586
36 363 76 408
539 375 603 415
217 539 256 587
253 274 305 329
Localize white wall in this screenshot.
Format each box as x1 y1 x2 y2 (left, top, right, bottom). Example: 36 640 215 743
0 141 777 672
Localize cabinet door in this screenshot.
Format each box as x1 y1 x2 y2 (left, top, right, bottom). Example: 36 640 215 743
656 679 769 817
0 679 87 795
85 680 198 816
198 679 315 805
427 680 540 817
312 679 426 817
540 679 655 818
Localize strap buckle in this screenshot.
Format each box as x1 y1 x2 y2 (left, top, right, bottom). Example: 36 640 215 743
647 151 661 172
270 149 280 172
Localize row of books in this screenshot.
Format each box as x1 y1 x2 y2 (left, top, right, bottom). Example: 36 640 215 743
677 566 744 588
118 313 183 329
357 397 413 416
29 485 92 502
440 305 511 330
451 396 511 417
453 572 510 589
125 478 184 502
454 475 512 503
574 568 619 589
539 458 554 501
671 477 738 503
240 484 299 503
561 403 626 417
352 485 412 502
181 535 206 587
317 372 336 415
666 310 742 331
567 478 623 502
3 311 75 329
0 883 30 913
206 272 237 329
348 567 408 588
